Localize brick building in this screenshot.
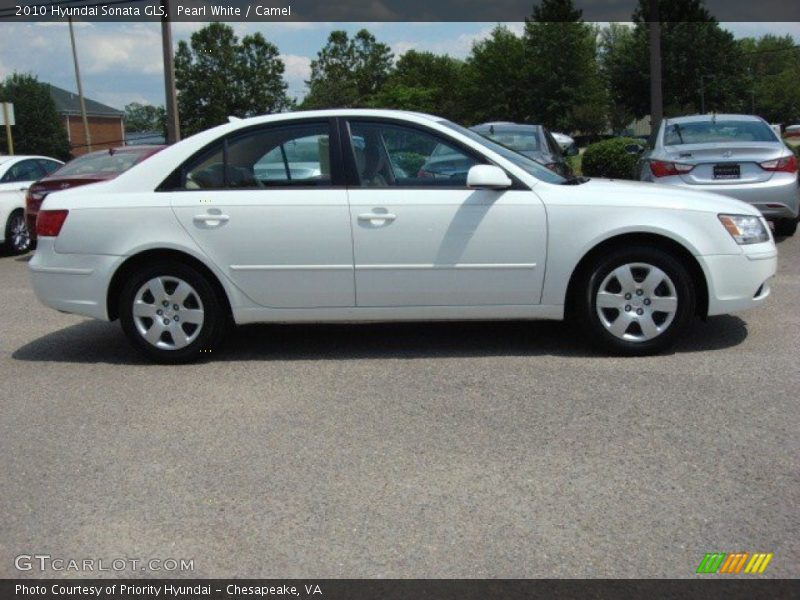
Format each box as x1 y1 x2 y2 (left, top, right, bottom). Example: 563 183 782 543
48 84 124 156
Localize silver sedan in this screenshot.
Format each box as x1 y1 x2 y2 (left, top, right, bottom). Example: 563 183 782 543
637 114 799 236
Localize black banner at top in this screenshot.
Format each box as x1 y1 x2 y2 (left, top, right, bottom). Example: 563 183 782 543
0 0 799 22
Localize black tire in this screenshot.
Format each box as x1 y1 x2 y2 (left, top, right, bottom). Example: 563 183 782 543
774 218 797 237
119 260 229 363
3 210 32 255
573 245 696 356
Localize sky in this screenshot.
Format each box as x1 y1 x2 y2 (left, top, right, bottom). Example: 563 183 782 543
0 21 798 110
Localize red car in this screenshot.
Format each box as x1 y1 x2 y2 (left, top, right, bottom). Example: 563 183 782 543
26 145 166 241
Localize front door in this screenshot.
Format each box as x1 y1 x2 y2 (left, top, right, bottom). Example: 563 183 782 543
343 119 548 307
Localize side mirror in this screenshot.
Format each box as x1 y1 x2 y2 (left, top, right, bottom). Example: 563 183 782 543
566 144 579 157
467 165 512 190
624 143 644 155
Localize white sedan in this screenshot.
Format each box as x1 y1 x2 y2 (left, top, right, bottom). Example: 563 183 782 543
29 110 777 362
0 155 63 254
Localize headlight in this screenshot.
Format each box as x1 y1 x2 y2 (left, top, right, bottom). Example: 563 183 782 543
718 214 770 244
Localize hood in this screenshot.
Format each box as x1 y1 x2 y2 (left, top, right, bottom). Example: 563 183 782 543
579 178 762 217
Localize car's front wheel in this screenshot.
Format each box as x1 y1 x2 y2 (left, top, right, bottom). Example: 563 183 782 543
774 218 797 237
574 246 696 356
119 261 228 363
3 210 32 255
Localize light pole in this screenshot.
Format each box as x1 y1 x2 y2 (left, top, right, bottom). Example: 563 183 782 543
68 16 92 153
161 0 180 143
648 0 663 138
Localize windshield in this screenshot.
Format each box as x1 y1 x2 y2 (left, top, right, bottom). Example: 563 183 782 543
664 120 778 146
479 129 542 154
55 150 148 177
441 121 566 184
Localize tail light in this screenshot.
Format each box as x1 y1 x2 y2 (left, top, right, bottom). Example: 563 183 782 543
37 210 69 237
650 160 695 178
759 154 797 173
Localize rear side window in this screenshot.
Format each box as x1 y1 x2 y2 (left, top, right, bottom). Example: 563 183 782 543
2 159 44 183
37 159 62 175
181 122 333 190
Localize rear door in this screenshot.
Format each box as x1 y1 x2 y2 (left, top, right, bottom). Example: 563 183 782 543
166 119 355 309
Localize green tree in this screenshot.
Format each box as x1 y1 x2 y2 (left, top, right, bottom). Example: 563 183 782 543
738 35 800 124
523 0 608 134
461 26 529 124
175 23 291 136
599 23 637 134
0 73 70 160
607 0 744 119
371 50 467 121
124 102 166 134
302 29 393 109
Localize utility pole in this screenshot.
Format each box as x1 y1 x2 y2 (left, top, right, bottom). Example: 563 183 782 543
1 103 13 155
648 0 663 139
161 0 180 143
68 16 92 153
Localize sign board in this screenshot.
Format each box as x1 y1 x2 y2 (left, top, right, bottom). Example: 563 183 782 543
0 103 14 126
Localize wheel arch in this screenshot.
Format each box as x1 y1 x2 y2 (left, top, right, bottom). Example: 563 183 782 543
564 232 709 320
106 248 233 322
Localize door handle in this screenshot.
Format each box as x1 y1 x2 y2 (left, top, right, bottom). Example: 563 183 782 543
18 187 29 192
358 212 396 223
193 213 230 223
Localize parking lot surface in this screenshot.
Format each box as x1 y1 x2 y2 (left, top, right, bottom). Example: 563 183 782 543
0 235 798 578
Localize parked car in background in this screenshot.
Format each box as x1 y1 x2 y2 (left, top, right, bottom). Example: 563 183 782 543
470 122 573 177
30 109 776 363
26 145 166 243
552 132 579 156
0 155 63 254
637 114 799 236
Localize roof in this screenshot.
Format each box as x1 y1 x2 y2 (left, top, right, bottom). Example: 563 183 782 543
666 114 764 124
48 84 124 118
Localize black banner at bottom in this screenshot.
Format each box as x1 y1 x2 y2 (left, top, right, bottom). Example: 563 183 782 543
2 579 799 600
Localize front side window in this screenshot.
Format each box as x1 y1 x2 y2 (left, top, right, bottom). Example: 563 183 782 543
183 123 332 190
442 121 567 184
347 121 480 188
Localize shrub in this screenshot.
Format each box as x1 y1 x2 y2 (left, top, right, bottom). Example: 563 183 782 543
581 137 642 180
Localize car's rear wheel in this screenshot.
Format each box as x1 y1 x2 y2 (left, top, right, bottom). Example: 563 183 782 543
574 246 696 356
3 210 32 255
119 261 228 363
774 218 797 237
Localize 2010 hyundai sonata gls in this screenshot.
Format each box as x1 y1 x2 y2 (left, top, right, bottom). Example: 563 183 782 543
29 110 777 363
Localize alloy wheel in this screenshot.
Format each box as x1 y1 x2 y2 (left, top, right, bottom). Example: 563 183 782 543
595 262 678 342
132 276 205 350
9 214 31 253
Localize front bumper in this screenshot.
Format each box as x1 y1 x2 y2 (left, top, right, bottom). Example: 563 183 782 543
29 238 120 320
699 247 777 316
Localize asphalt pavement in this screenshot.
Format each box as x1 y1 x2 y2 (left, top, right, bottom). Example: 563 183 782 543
0 234 798 578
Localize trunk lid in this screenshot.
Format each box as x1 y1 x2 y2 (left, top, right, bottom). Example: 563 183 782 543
663 142 785 185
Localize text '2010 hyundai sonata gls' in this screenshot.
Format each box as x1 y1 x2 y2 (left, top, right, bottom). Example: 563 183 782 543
29 110 777 363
